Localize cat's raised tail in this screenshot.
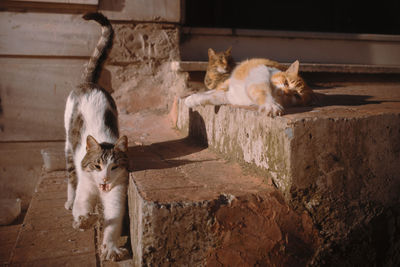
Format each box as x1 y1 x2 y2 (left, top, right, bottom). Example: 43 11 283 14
82 12 113 84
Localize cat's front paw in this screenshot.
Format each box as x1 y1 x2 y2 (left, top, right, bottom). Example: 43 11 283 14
184 95 195 108
72 213 99 231
64 200 73 210
259 102 284 117
184 95 200 108
101 242 128 261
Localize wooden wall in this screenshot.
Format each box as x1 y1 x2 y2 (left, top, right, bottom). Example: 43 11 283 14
0 0 182 207
0 0 182 142
0 5 98 141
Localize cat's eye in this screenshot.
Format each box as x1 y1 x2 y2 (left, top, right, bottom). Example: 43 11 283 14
111 165 118 171
94 164 101 170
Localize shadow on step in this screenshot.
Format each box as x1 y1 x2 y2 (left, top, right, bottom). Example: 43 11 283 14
284 93 386 115
128 109 210 172
127 139 207 172
317 93 384 106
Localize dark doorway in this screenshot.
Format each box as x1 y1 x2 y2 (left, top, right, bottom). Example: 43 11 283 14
184 0 400 35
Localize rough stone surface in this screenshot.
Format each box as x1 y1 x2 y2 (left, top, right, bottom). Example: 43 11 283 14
99 23 187 116
177 81 400 265
0 224 21 265
8 171 97 266
125 114 320 266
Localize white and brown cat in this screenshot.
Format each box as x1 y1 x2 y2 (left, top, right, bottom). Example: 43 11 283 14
185 49 316 116
64 12 128 261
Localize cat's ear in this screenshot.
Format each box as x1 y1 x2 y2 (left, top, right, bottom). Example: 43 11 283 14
208 48 216 58
225 47 232 56
286 60 300 75
114 135 128 152
86 135 100 152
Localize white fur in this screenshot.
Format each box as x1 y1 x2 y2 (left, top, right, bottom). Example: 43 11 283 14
217 66 227 74
184 65 284 116
64 89 127 261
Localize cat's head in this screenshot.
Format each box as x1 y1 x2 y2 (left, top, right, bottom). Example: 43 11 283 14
81 135 128 192
271 60 308 95
207 47 234 74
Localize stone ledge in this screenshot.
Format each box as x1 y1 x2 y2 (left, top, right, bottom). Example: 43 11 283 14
177 82 400 265
172 61 400 74
127 135 320 266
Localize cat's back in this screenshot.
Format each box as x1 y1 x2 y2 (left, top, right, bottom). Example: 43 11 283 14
65 83 118 145
232 58 282 81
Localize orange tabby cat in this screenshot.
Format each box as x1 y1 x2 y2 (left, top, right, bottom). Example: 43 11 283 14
186 58 316 116
270 60 316 106
204 48 314 106
204 47 235 90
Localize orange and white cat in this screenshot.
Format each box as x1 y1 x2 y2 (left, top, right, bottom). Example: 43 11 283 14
185 58 316 116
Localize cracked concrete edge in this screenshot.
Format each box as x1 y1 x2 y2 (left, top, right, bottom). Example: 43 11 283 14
176 98 400 264
128 173 224 266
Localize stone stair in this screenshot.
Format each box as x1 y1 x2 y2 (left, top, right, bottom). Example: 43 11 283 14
4 77 399 266
176 79 400 265
121 113 321 266
2 169 133 266
4 170 98 266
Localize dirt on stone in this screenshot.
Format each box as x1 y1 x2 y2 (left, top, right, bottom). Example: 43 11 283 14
207 192 321 267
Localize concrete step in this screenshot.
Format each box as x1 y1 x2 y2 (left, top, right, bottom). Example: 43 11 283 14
176 82 400 265
7 170 98 266
121 114 321 266
173 60 400 74
180 27 400 66
0 224 21 265
5 166 133 266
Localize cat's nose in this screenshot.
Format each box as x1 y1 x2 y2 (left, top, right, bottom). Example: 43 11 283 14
103 178 108 183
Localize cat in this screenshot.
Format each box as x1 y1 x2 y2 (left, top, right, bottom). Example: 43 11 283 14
204 47 235 91
186 57 316 116
64 12 129 261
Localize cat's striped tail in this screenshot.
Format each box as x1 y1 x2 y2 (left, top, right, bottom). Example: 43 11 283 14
82 12 113 83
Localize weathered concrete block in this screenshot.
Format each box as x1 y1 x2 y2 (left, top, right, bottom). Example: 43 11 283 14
127 138 320 266
177 83 400 265
109 23 180 64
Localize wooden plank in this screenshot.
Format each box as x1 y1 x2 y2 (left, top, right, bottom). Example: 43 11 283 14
180 32 400 65
176 61 400 74
100 0 182 23
0 58 87 141
11 0 98 5
0 12 100 56
0 1 97 14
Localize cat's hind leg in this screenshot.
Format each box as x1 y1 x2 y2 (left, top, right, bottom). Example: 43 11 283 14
184 89 229 108
100 184 128 261
248 83 283 117
64 148 77 210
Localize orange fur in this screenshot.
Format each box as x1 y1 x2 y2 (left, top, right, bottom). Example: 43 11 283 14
186 48 317 117
247 83 268 106
270 60 315 106
233 58 285 80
